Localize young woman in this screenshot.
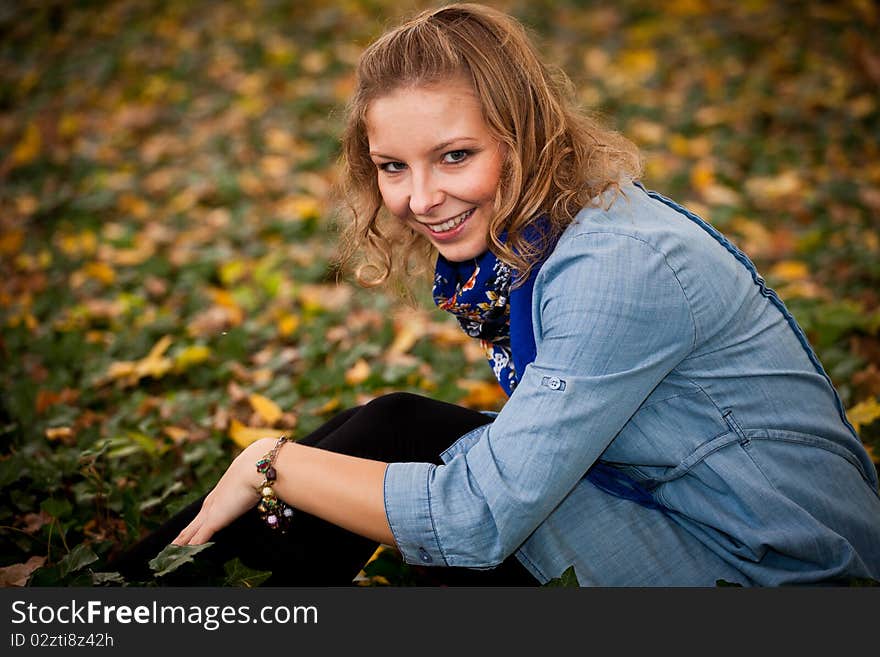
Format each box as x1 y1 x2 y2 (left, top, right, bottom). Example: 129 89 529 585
116 3 880 586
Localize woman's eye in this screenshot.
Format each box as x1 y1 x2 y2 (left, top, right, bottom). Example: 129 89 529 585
443 150 469 164
379 161 406 173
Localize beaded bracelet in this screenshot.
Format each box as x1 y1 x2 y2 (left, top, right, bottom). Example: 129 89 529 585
255 435 294 531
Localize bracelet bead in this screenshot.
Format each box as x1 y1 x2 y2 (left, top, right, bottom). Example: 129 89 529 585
255 435 294 531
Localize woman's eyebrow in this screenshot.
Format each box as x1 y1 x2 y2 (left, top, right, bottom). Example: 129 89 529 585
430 137 478 152
369 137 478 158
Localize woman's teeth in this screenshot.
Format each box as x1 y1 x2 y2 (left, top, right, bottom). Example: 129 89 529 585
428 208 474 234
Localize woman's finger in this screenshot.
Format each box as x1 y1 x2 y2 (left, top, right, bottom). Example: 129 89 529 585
189 523 216 545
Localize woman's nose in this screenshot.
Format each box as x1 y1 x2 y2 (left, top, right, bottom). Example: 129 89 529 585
408 172 444 216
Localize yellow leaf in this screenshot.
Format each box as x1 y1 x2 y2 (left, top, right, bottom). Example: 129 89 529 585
457 379 506 409
174 344 212 371
315 397 340 415
145 334 173 362
58 113 81 139
15 195 38 216
847 398 880 433
276 196 321 222
163 426 189 443
277 313 300 337
628 119 665 146
702 184 741 207
103 335 173 386
229 419 278 449
249 393 283 425
389 318 422 356
10 121 41 166
745 171 803 202
105 360 137 380
83 261 116 285
57 230 97 258
690 161 715 191
219 260 247 287
618 49 657 81
116 192 151 219
345 358 371 386
208 287 244 325
769 260 809 282
45 426 74 441
0 229 24 256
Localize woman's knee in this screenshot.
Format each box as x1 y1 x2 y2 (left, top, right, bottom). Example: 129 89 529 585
362 392 431 419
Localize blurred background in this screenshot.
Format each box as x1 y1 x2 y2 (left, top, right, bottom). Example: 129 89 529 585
1 0 878 585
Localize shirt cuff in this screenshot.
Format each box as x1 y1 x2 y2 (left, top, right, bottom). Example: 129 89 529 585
383 461 447 567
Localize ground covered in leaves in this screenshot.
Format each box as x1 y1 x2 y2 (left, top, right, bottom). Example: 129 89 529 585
1 0 879 587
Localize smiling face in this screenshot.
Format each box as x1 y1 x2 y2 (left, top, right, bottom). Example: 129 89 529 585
365 77 505 262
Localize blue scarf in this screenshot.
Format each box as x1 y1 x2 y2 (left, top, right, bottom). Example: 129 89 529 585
433 221 663 511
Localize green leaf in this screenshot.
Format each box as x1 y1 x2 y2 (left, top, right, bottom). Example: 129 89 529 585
27 564 63 586
58 543 99 578
0 454 27 488
544 565 580 587
360 548 418 586
91 571 127 586
149 542 215 578
40 497 73 520
222 558 273 588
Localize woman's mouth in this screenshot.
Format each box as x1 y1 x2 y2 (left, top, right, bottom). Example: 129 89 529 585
426 208 475 234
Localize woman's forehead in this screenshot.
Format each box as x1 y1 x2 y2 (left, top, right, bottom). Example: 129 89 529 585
364 80 487 150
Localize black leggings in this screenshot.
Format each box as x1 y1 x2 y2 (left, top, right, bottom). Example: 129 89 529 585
111 392 538 586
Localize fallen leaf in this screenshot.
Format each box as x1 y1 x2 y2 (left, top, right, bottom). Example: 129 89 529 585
315 397 341 415
45 426 74 441
21 511 51 534
0 229 24 255
345 358 371 385
456 379 506 409
10 122 41 166
229 418 279 448
101 335 174 387
163 426 189 443
847 397 880 433
769 260 809 282
277 313 300 337
249 393 283 424
0 556 46 587
174 344 212 371
83 261 116 285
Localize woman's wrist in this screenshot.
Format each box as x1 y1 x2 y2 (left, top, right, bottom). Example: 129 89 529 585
252 434 296 531
239 437 281 490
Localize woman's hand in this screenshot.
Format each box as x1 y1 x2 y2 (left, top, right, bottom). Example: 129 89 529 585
172 437 275 546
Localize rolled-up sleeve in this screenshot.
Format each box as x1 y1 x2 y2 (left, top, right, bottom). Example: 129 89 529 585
384 230 697 568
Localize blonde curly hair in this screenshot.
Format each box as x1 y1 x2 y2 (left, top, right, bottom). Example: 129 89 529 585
335 3 642 291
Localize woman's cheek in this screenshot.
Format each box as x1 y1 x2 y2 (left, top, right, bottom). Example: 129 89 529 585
377 181 404 218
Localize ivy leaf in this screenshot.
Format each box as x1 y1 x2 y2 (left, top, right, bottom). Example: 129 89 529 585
544 565 580 587
222 558 273 588
148 542 215 578
58 543 99 578
91 571 127 586
40 497 73 520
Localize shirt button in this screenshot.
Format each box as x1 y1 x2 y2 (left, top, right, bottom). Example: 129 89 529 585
548 376 561 390
418 547 433 563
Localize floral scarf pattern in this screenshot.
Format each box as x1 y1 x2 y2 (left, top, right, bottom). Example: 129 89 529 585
433 248 519 394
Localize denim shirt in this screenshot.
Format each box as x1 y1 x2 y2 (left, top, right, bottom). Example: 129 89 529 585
383 183 880 585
